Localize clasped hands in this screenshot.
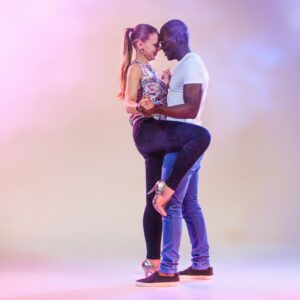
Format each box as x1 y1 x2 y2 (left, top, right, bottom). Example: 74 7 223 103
138 96 156 117
137 68 171 117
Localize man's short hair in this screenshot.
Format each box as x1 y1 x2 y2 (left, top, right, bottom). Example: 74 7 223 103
160 19 189 43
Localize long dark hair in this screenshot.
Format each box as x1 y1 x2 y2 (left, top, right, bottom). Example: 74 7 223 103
118 24 158 100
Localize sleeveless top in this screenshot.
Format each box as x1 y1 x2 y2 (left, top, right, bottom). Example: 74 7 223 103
129 60 168 126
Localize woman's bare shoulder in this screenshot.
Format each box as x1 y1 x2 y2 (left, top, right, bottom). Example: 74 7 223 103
128 63 142 72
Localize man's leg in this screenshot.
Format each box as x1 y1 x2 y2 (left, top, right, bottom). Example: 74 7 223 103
182 169 210 270
159 153 198 274
179 163 213 279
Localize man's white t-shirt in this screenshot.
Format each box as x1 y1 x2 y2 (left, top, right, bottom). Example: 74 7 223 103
167 52 209 126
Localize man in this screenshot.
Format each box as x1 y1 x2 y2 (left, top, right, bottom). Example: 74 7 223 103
136 19 213 287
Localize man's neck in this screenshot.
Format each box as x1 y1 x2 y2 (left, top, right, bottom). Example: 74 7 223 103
177 47 191 61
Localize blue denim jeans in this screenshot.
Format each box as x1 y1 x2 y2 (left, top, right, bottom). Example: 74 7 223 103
159 152 210 274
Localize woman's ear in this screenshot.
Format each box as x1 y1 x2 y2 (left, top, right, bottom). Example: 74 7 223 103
136 40 144 50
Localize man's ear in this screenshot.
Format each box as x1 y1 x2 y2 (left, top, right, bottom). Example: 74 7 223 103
175 34 183 45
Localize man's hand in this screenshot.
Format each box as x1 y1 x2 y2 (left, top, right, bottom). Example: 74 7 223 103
161 68 172 87
139 96 156 117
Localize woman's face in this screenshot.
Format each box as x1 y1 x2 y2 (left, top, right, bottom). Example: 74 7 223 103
140 32 160 61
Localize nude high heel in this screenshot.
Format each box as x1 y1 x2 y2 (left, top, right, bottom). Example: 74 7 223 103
148 180 174 217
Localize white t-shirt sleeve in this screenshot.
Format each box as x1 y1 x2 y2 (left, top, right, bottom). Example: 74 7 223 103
183 59 207 84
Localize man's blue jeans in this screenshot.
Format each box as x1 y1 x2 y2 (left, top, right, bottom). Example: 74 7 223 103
159 152 210 274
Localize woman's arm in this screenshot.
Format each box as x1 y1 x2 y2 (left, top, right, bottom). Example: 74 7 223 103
124 64 142 114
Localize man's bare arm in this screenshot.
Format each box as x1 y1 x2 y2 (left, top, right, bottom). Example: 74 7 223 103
151 84 203 119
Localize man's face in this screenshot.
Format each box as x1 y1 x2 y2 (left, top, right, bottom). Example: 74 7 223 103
159 32 177 61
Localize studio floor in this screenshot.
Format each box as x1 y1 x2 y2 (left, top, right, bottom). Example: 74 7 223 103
1 255 300 300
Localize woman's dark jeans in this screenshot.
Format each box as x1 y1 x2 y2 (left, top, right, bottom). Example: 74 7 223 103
133 117 211 259
143 154 164 259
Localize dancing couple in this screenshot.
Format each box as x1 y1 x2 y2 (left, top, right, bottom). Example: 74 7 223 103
118 19 213 287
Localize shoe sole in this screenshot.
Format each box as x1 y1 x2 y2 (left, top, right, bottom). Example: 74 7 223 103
136 281 180 287
179 275 213 280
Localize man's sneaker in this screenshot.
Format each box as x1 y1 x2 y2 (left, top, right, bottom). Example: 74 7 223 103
136 271 180 287
178 266 213 280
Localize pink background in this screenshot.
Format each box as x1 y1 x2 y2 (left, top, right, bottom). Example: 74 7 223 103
0 0 299 263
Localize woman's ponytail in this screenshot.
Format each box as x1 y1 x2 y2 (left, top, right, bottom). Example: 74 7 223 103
118 28 134 100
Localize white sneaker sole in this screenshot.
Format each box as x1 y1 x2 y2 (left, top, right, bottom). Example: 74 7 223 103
179 275 213 280
136 281 180 287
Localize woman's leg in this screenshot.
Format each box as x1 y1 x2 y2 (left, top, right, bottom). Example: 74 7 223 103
133 118 211 191
143 155 164 259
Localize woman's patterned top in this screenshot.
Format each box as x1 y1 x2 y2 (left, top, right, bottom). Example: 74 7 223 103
129 60 168 126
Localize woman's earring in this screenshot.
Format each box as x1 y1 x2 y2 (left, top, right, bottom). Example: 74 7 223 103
139 48 145 54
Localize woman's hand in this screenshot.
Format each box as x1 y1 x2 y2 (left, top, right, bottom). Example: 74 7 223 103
139 96 155 117
161 68 172 87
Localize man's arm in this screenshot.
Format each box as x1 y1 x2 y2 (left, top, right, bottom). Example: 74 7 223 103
142 84 203 119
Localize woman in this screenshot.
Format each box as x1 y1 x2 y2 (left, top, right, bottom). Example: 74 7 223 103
118 24 211 276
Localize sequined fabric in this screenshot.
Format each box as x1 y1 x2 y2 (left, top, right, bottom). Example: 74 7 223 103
129 60 168 126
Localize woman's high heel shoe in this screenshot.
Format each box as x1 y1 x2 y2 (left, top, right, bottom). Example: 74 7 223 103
141 259 160 277
148 180 174 217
